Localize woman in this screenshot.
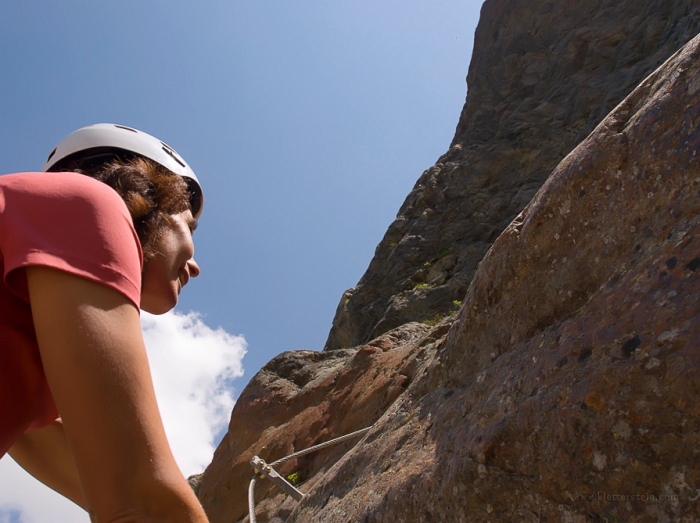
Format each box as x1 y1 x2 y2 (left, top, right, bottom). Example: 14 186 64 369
0 124 210 522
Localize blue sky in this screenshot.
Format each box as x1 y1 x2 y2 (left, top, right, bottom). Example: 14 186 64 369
0 1 482 520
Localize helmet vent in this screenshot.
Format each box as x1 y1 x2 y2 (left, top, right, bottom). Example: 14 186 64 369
114 125 138 133
46 147 57 163
161 145 186 168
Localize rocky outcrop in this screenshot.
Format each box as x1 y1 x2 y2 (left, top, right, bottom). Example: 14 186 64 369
197 322 443 522
198 1 700 521
324 0 700 351
286 30 700 522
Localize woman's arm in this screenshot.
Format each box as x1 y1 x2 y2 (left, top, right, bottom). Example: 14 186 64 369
26 266 208 523
9 419 85 508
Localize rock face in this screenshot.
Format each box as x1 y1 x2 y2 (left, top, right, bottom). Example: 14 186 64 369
198 1 700 521
324 0 700 351
197 322 443 522
290 32 700 522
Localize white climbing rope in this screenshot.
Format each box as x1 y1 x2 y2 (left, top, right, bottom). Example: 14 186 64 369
248 476 257 523
247 425 373 522
270 425 374 466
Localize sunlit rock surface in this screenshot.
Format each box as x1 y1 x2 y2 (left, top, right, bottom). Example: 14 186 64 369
197 322 442 522
198 1 700 521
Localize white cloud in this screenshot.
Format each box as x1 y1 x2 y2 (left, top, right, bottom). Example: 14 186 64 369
0 310 246 523
141 310 247 476
0 458 85 523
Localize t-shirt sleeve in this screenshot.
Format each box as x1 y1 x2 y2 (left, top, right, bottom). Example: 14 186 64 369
0 172 143 309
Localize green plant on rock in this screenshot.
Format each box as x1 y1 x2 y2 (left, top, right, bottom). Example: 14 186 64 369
422 313 447 326
423 246 450 267
286 472 300 485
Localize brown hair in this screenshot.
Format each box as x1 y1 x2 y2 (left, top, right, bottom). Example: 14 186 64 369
51 154 191 264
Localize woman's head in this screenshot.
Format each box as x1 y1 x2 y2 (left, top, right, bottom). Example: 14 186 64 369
43 123 203 264
43 124 203 313
51 155 201 313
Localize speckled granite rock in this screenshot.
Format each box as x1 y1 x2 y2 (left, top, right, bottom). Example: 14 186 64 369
285 30 700 523
324 0 700 351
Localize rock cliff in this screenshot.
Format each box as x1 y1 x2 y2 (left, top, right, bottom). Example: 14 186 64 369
324 0 700 351
197 0 700 521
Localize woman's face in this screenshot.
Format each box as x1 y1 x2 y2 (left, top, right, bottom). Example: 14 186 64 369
140 210 200 314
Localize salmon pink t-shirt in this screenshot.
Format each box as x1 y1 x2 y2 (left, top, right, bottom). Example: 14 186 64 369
0 172 142 457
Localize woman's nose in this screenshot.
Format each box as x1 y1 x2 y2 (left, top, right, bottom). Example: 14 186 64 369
187 258 201 278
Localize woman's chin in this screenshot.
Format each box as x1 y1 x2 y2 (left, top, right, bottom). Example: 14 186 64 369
140 292 178 315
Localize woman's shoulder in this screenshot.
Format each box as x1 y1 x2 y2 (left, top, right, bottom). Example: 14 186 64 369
0 171 142 308
0 171 123 205
0 172 132 225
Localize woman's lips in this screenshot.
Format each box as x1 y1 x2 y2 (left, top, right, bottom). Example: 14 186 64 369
179 269 190 289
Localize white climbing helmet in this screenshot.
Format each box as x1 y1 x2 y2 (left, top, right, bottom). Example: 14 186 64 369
41 123 204 219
